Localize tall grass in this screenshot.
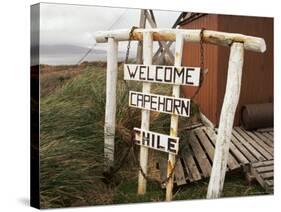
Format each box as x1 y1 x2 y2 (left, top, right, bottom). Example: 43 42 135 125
40 64 186 208
40 67 106 207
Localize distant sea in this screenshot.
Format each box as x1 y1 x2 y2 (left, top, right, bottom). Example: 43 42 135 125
40 53 106 65
38 44 132 65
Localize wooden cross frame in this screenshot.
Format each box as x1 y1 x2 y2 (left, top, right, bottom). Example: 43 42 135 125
95 28 266 200
136 10 191 65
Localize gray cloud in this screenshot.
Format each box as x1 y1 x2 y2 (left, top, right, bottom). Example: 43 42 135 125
40 3 180 47
38 3 181 64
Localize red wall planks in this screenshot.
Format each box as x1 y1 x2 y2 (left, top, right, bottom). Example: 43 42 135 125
181 14 273 126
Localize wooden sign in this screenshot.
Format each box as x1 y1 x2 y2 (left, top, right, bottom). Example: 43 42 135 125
129 91 190 117
134 128 179 155
124 64 200 86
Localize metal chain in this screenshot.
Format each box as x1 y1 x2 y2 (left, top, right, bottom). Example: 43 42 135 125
200 28 205 72
160 118 194 187
133 118 194 188
125 26 138 64
191 28 205 100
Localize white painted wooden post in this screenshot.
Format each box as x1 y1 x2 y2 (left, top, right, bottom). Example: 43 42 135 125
136 9 146 64
207 42 244 198
138 32 153 194
166 33 184 201
104 37 118 169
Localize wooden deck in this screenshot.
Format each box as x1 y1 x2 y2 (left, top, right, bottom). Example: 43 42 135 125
159 126 274 191
246 159 274 193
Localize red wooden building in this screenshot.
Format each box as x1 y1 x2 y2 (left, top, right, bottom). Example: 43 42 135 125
180 14 273 126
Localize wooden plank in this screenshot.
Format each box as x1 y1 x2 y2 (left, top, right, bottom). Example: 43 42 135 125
250 166 265 188
174 161 187 186
256 128 273 133
194 128 215 163
230 134 256 163
200 113 215 129
250 133 274 151
252 160 274 168
261 172 274 179
189 132 212 177
95 28 267 53
249 160 274 193
134 128 179 155
235 127 272 160
124 64 200 86
232 129 265 161
202 128 239 169
263 132 273 142
203 127 240 169
265 179 273 186
129 91 191 117
181 145 202 182
253 132 273 147
256 165 273 173
185 123 204 131
264 180 274 193
242 129 273 155
248 131 274 151
213 128 254 163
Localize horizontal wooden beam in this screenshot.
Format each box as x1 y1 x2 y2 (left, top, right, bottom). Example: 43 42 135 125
95 28 266 53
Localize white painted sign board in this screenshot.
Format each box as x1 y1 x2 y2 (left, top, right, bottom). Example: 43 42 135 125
129 91 191 117
134 128 179 155
124 64 200 86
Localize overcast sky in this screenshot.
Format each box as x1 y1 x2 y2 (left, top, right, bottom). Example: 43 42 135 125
38 3 181 64
40 3 180 47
